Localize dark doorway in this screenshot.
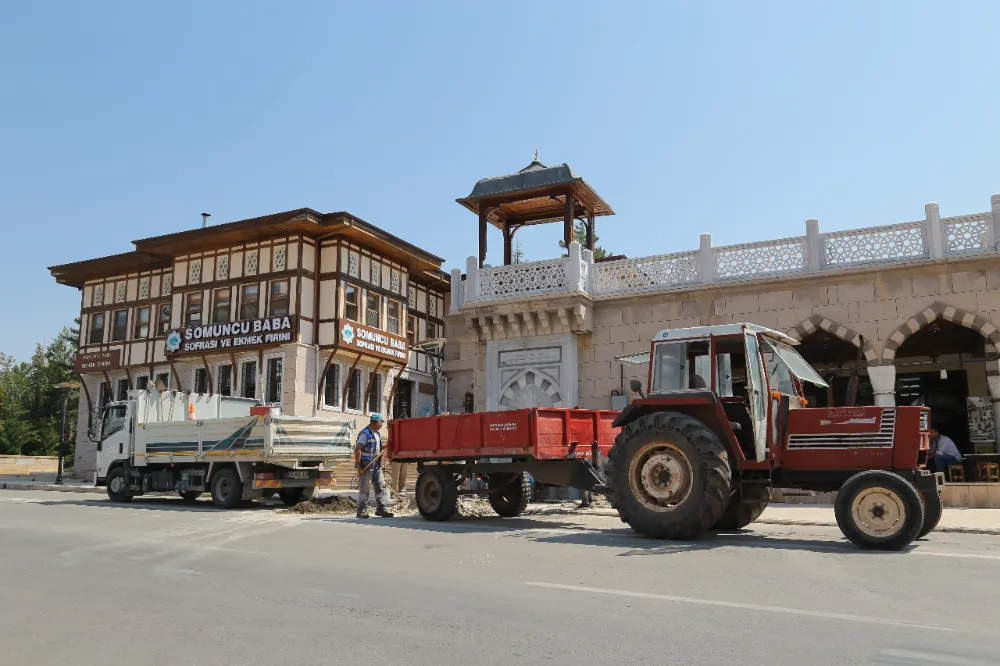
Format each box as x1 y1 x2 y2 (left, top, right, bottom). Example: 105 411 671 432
896 370 971 455
795 329 871 407
394 379 413 419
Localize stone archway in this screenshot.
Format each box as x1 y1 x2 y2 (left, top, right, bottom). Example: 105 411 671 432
882 301 1000 364
787 313 878 362
498 367 564 410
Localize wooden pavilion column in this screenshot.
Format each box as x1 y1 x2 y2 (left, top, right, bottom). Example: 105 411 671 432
586 212 595 252
502 223 513 265
478 208 488 268
563 194 575 247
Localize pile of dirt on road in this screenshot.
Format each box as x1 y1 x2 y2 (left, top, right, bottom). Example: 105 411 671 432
284 495 359 514
457 498 496 518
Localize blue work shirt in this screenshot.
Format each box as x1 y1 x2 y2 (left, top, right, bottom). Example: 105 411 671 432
356 426 382 466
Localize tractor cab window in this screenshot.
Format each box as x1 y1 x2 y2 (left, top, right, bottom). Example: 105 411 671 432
651 339 710 392
760 338 797 395
101 404 127 440
715 338 748 399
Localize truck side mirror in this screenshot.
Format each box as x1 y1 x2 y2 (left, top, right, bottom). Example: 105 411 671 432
629 379 645 399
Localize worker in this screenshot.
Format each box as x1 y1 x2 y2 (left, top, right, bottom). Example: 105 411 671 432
390 460 409 495
355 413 393 519
928 427 963 476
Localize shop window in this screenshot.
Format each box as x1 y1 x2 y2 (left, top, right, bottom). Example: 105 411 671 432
155 372 170 390
213 288 231 323
366 292 381 329
89 313 105 345
387 300 400 335
194 368 208 394
217 364 233 397
185 292 202 326
111 310 128 341
158 303 171 335
269 279 290 316
323 364 340 408
133 306 150 339
367 372 381 413
240 284 259 320
346 369 361 411
135 375 149 391
115 378 129 401
345 284 359 322
266 357 283 404
407 315 417 346
241 360 257 399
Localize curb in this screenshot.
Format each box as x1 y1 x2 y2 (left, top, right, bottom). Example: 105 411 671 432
1 482 105 494
756 517 1000 536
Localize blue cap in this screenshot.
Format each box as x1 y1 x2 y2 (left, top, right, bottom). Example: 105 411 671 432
369 413 385 422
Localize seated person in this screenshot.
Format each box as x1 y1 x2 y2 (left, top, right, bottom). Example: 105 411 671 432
928 427 963 475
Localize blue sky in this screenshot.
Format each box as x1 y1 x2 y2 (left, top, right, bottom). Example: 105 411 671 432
2 1 999 362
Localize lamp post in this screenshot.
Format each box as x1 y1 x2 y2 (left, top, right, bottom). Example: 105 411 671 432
412 338 447 416
53 382 80 485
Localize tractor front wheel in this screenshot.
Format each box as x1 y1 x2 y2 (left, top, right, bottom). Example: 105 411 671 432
918 489 943 539
835 470 924 550
605 411 732 539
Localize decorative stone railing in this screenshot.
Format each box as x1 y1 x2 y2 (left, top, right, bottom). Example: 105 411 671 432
449 195 1000 313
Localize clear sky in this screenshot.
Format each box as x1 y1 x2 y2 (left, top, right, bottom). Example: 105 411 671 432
2 1 999 362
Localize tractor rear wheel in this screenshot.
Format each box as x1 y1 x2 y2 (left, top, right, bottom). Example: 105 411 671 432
487 472 532 518
835 470 924 550
918 489 943 539
715 486 771 530
416 465 458 522
606 411 731 539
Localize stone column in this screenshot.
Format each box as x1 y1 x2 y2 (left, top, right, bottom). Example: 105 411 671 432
923 202 943 259
867 365 896 407
449 268 463 314
567 241 582 293
806 218 822 272
991 194 1000 251
465 256 479 304
987 375 1000 453
697 233 715 284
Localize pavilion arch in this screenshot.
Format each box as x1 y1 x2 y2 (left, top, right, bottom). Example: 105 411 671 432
786 314 878 363
881 301 1000 365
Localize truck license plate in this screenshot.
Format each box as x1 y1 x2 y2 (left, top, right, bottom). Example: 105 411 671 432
286 471 311 479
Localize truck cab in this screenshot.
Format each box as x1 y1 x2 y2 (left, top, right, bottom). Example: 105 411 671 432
94 400 133 483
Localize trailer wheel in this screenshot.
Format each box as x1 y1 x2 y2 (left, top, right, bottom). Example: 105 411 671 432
487 472 532 518
715 487 771 530
606 411 731 540
278 487 315 506
106 467 133 503
210 467 244 509
416 466 458 522
918 489 943 539
835 470 924 550
179 491 202 502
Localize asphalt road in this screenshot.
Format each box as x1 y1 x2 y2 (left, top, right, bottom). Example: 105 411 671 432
2 490 1000 666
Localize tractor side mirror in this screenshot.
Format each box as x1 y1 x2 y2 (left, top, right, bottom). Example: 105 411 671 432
629 379 646 399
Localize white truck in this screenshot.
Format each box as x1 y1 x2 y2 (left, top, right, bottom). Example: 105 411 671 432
93 389 354 508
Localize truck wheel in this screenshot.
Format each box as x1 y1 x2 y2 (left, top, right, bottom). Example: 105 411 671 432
416 466 458 522
179 491 202 502
606 411 731 539
715 487 771 530
918 490 943 539
278 487 315 506
835 470 924 550
106 467 133 503
210 468 244 509
487 472 532 517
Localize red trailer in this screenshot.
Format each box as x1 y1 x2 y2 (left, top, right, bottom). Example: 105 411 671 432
389 408 619 521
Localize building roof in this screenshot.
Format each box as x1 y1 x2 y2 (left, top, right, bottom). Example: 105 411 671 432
50 208 446 288
456 158 614 229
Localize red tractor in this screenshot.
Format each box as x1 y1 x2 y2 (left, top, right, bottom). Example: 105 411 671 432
609 323 940 550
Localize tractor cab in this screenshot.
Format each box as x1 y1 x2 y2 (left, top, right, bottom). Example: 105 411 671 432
620 323 829 463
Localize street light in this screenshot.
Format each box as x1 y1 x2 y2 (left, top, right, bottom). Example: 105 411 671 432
52 382 80 485
412 338 447 416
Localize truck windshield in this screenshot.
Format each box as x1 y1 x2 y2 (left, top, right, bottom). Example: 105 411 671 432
101 404 127 440
652 340 710 392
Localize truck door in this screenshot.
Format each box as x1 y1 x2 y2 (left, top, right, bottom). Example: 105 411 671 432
743 330 769 462
96 403 129 477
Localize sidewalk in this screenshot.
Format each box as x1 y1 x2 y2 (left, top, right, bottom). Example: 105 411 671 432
0 473 104 494
757 504 1000 535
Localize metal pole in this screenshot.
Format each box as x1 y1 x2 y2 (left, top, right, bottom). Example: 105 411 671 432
55 392 67 485
431 352 441 416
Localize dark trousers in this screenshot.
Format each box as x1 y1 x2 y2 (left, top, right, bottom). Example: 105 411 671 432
931 455 962 476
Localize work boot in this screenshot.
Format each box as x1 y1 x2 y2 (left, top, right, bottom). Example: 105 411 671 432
356 513 370 519
375 508 394 518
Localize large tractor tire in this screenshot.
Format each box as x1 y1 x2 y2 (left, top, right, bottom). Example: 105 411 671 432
715 486 771 530
210 467 244 509
918 489 943 539
416 465 458 522
605 411 732 540
834 470 924 550
487 472 532 518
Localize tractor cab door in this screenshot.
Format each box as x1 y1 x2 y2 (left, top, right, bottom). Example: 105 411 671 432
743 330 769 462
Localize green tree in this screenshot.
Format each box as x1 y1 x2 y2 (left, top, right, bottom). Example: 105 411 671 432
512 238 527 264
558 220 613 260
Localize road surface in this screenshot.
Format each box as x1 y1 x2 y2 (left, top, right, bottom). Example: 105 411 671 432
2 489 999 665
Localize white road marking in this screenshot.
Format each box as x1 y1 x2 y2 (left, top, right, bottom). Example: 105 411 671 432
525 582 951 632
871 647 997 665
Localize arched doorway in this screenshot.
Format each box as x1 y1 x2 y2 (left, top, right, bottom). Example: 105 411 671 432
498 368 564 410
788 315 876 407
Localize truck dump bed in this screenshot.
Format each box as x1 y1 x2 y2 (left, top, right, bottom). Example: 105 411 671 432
388 409 620 462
